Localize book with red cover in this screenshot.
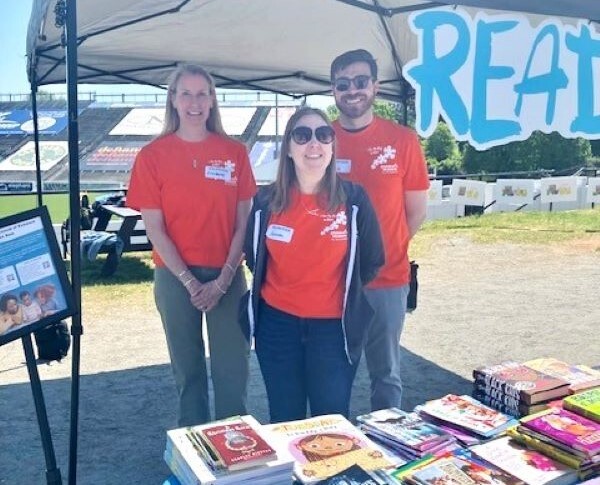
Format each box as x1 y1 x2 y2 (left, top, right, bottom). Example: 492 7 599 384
473 361 571 405
198 416 277 471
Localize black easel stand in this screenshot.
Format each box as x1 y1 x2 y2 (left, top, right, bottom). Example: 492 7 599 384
22 334 63 485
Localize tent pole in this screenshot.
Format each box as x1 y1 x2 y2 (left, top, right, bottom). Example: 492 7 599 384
30 78 43 206
64 0 83 484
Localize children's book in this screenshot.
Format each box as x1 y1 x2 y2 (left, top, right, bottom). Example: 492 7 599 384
357 408 451 450
524 358 600 393
418 394 518 438
520 408 600 457
264 414 400 484
563 388 600 422
313 464 381 485
471 436 579 485
472 390 548 418
198 416 277 471
473 361 571 405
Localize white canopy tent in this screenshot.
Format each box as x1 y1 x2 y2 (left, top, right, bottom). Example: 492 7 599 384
27 0 599 99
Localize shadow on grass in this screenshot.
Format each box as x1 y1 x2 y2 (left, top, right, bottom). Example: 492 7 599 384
79 254 154 287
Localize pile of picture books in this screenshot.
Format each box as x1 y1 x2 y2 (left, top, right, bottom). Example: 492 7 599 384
472 360 572 418
263 414 403 484
164 415 294 484
472 358 600 418
416 394 519 446
356 408 461 461
507 388 600 481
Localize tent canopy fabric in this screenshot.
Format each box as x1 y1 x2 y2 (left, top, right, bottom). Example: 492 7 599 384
27 0 600 99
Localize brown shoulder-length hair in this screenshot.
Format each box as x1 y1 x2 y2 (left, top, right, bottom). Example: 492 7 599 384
159 63 228 138
270 106 345 214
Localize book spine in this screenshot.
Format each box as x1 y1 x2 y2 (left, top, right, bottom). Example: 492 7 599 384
563 401 600 422
507 428 582 469
472 391 524 418
473 370 523 402
472 384 525 409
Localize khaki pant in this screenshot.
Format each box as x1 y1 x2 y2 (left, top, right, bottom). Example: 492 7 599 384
154 266 249 426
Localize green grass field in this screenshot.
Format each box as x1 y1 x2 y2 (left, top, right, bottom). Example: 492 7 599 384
0 192 106 223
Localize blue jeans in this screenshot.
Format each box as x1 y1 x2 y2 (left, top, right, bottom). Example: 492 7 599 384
255 301 359 423
364 284 409 411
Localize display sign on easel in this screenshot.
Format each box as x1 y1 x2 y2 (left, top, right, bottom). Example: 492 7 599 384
427 180 443 205
450 179 487 206
0 207 74 347
587 177 600 204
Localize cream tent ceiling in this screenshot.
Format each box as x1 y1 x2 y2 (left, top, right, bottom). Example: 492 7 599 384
27 0 600 99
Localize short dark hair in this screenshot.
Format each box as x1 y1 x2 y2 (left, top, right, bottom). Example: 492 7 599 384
0 293 17 312
330 49 378 81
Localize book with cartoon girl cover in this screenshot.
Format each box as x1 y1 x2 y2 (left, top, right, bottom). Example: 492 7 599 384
471 436 578 485
523 358 600 393
520 408 600 456
418 394 518 438
264 414 401 484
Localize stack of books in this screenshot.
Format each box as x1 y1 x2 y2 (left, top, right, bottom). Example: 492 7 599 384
356 408 460 461
263 414 402 484
523 358 600 394
164 415 294 484
508 406 600 480
471 436 579 485
473 361 571 418
416 394 518 446
563 387 600 422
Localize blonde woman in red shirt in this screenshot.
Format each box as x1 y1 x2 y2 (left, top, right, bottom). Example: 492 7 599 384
127 64 256 426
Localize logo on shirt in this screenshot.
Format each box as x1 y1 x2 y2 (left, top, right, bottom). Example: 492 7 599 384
369 145 398 174
205 159 237 185
320 211 347 241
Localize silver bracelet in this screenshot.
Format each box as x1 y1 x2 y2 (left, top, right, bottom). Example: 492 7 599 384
214 281 227 295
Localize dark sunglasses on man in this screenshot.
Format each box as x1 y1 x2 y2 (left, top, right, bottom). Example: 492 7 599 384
333 74 373 92
290 125 335 145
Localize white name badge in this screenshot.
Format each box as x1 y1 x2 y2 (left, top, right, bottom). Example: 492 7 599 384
266 224 294 243
205 165 231 182
336 159 352 174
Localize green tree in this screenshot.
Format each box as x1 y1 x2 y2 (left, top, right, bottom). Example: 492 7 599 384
425 122 458 162
463 132 592 174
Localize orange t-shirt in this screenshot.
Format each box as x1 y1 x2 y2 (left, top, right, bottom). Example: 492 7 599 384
334 117 430 288
126 132 256 267
261 191 347 318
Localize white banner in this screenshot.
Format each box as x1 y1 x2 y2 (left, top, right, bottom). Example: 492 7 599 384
427 180 443 205
109 108 164 135
540 176 578 203
587 177 600 203
450 179 487 206
494 179 536 205
0 142 68 172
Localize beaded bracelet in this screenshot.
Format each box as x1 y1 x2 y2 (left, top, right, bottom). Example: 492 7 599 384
182 278 195 288
177 269 191 280
224 263 236 273
214 281 227 295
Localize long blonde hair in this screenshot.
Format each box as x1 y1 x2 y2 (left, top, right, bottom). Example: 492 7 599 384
159 64 227 138
270 107 345 213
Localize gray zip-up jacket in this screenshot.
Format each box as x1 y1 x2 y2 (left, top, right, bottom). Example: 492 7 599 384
239 180 384 365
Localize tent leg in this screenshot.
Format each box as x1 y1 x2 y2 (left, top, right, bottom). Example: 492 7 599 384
30 78 43 206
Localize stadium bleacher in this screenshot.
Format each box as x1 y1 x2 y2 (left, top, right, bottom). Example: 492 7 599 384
0 97 298 190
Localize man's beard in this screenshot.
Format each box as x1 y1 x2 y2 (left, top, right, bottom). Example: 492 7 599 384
337 91 375 120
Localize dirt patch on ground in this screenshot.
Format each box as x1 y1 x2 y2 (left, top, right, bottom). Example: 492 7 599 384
1 237 598 484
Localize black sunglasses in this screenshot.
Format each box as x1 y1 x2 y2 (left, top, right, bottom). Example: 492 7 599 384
333 75 373 92
290 125 335 145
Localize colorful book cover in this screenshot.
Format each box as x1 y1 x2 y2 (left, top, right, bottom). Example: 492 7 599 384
524 358 600 393
418 394 518 437
198 416 277 471
471 436 578 485
357 408 450 450
408 452 526 485
473 361 571 405
264 414 400 484
563 388 600 422
521 408 600 456
313 464 380 485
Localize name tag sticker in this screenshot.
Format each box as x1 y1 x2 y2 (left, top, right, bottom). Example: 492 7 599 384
336 159 351 174
205 166 231 182
266 224 294 243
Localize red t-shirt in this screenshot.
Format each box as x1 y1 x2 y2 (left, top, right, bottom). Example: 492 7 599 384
127 133 256 267
261 191 347 318
334 117 430 288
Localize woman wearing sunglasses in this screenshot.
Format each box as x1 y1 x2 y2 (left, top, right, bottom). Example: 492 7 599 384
241 106 384 422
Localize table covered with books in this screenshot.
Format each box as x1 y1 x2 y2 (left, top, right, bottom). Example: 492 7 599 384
162 358 600 485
